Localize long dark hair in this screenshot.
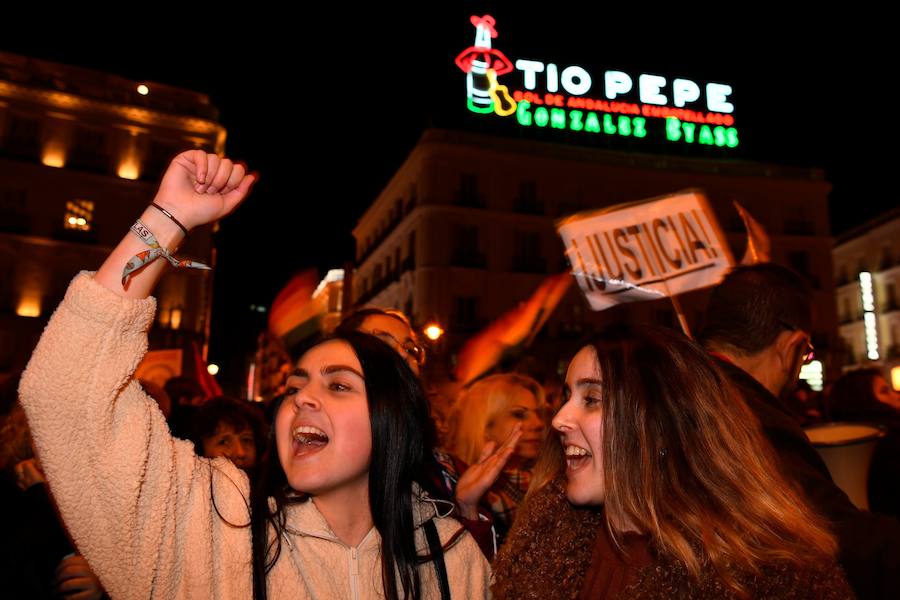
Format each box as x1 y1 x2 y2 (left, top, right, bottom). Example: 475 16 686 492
250 330 434 600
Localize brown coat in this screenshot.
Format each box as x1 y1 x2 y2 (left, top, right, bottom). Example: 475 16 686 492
492 478 854 600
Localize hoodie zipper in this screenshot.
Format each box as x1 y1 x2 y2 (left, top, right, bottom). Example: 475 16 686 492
349 546 359 600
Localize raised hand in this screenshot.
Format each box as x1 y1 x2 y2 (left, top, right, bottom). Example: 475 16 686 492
153 150 256 231
95 150 256 298
455 424 522 520
54 554 106 600
13 458 45 490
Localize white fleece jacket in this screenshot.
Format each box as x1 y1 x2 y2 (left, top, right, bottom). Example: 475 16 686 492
19 272 491 599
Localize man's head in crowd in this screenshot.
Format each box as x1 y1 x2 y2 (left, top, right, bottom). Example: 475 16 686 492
700 263 815 398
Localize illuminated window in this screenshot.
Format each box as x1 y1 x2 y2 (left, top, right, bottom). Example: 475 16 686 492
64 199 94 232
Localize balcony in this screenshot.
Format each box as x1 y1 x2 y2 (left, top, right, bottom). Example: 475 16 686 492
512 255 547 274
451 251 487 269
513 197 545 215
453 192 485 209
357 211 406 265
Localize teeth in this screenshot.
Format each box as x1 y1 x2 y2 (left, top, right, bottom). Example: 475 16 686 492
565 445 590 457
293 425 327 437
292 425 329 444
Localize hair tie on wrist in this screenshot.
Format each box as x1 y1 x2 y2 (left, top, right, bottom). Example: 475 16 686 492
150 202 189 236
122 219 210 286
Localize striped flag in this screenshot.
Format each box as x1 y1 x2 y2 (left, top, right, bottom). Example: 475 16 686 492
268 271 327 354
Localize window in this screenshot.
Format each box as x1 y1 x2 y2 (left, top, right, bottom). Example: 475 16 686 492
512 231 546 273
885 283 898 312
456 174 483 207
4 114 41 158
404 183 417 215
514 181 543 214
0 188 28 233
452 225 485 268
454 297 479 329
64 199 94 232
69 126 108 172
881 247 894 270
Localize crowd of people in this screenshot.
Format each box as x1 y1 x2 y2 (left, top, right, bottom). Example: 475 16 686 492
3 150 900 598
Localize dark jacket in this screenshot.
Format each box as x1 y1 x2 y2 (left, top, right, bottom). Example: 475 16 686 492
714 357 900 600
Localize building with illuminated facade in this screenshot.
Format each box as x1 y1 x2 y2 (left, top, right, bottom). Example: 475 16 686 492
351 128 838 376
0 51 225 378
833 207 900 380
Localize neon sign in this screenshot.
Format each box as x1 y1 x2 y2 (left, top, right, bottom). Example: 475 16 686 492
859 271 880 360
455 15 739 149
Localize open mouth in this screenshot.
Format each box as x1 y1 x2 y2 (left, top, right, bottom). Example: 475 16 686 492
292 425 329 456
564 444 592 471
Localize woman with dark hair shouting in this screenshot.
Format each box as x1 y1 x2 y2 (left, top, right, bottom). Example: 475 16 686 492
19 151 489 599
492 323 852 599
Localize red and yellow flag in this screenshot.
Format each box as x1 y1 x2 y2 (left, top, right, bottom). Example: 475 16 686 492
268 271 327 353
455 272 572 386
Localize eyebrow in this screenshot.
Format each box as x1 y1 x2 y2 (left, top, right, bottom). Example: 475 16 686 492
290 365 365 380
576 378 603 387
322 365 365 379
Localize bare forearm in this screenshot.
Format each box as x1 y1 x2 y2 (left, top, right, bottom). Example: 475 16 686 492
94 205 186 299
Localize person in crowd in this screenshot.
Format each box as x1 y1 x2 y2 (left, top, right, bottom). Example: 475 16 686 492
1 402 107 600
190 395 268 473
140 378 172 420
164 375 206 439
19 151 489 599
492 323 852 599
450 373 546 545
336 307 425 375
699 262 900 599
829 367 900 518
784 379 824 425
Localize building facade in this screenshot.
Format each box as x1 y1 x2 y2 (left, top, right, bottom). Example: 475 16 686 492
833 207 900 376
0 51 225 380
352 128 837 377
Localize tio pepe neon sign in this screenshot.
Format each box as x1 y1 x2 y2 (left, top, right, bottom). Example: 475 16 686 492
455 15 739 149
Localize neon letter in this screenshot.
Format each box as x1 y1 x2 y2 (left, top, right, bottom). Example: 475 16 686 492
516 100 533 126
604 71 633 99
638 74 667 105
561 65 592 96
706 83 734 113
516 59 545 90
546 63 559 93
673 78 700 107
550 108 567 129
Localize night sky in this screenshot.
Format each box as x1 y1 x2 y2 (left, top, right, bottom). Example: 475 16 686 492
4 7 892 390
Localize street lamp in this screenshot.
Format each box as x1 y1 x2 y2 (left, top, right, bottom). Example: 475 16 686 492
424 322 444 341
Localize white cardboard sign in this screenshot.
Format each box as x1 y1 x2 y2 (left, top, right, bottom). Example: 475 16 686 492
557 190 734 311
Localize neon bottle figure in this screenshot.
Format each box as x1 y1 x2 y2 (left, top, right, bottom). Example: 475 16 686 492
455 15 513 114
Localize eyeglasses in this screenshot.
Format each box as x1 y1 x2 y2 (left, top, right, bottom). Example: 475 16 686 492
368 329 425 366
779 320 815 364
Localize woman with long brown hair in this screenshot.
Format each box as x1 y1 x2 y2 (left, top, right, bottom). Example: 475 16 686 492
492 323 851 599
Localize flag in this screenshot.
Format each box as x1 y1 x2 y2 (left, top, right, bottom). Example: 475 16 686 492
268 270 327 354
455 272 572 386
734 200 771 265
191 341 222 398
